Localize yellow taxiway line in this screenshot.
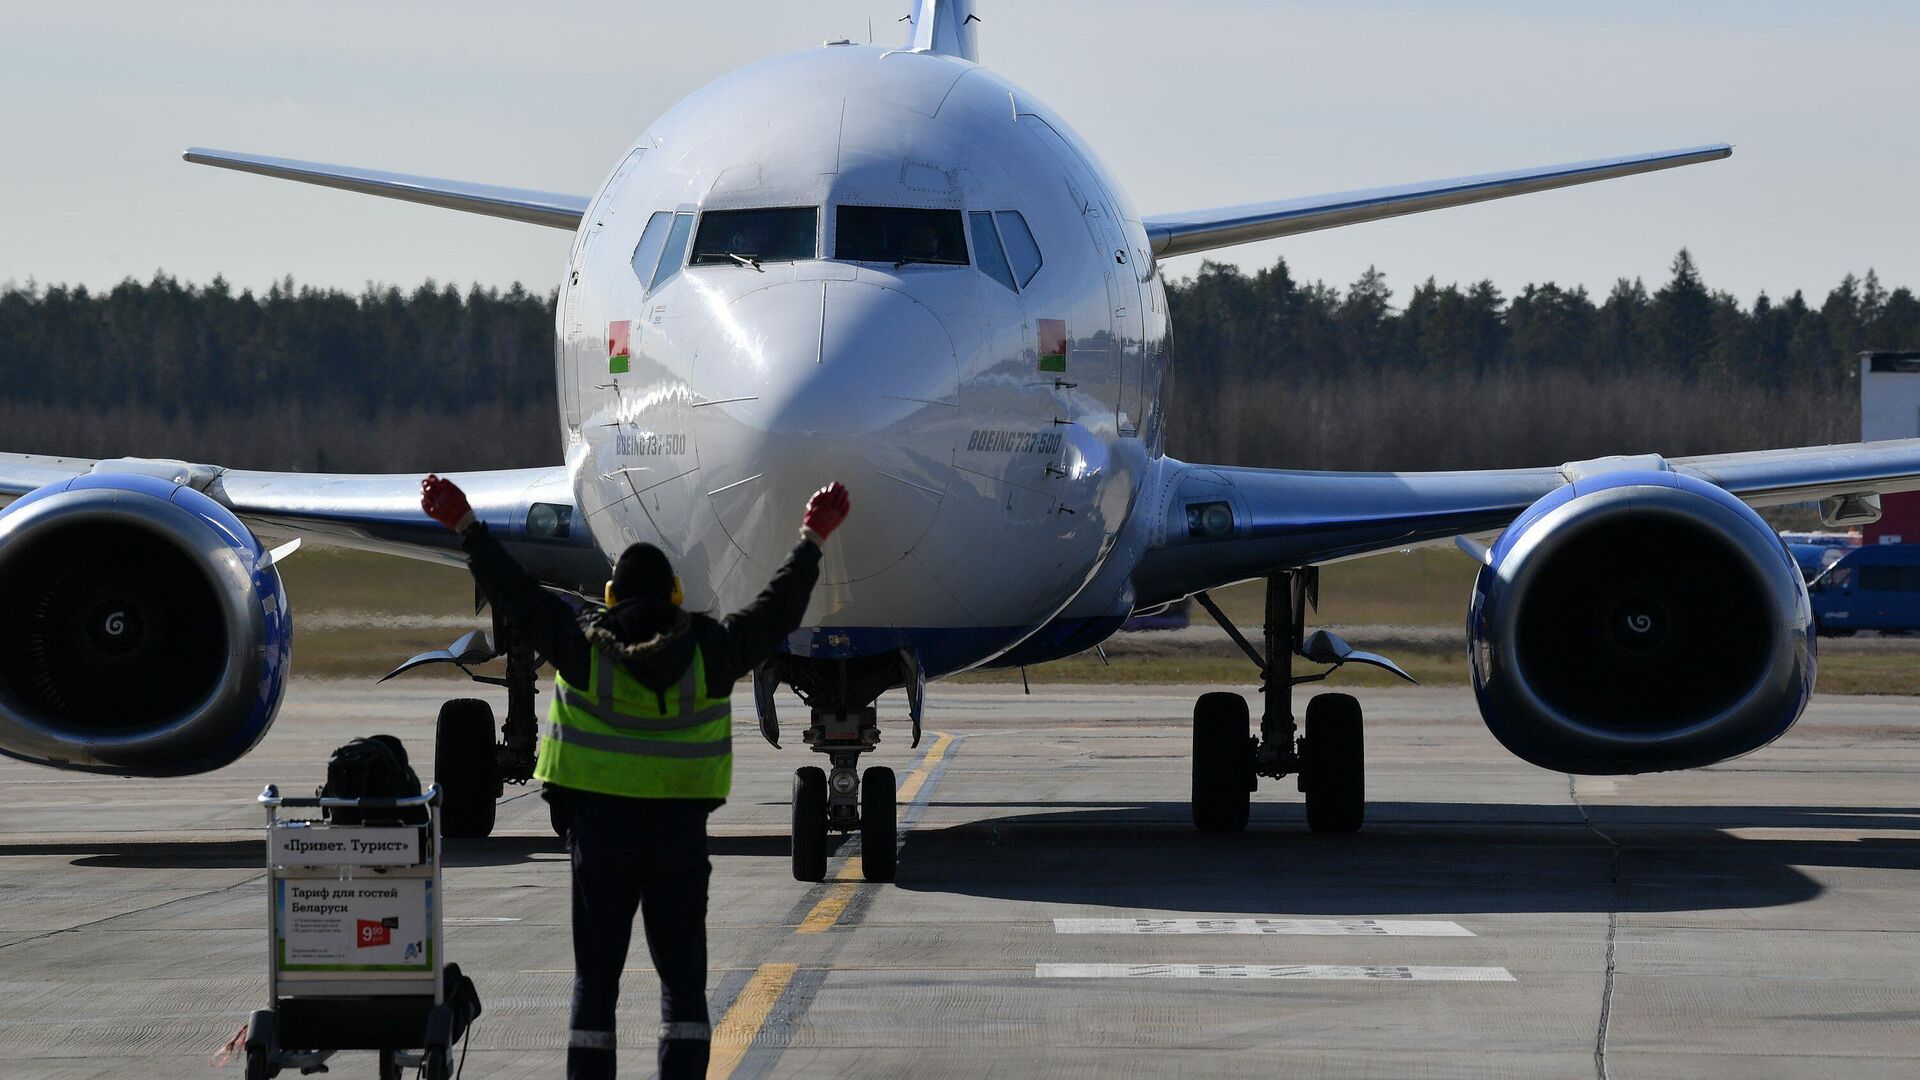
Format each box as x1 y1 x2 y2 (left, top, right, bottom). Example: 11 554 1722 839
793 732 952 935
894 732 954 806
706 961 798 1080
711 731 957 1073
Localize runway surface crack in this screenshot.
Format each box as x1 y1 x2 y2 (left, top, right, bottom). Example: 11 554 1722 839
1568 774 1621 1080
0 872 263 953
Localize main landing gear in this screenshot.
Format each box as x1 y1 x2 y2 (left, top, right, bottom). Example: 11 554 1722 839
1190 568 1411 834
386 604 543 839
768 654 914 883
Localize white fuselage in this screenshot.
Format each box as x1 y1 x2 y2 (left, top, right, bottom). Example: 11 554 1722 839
559 44 1170 676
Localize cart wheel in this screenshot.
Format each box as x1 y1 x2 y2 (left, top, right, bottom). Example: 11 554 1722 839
422 1003 456 1080
243 1008 275 1080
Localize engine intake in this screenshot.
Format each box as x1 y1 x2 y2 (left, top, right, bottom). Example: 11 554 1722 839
1469 471 1812 774
0 474 291 775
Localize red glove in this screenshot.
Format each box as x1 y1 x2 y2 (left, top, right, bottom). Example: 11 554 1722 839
421 474 475 533
802 482 850 543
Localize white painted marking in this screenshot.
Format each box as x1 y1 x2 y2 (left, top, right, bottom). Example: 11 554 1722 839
1036 963 1514 982
1053 917 1472 937
445 917 522 925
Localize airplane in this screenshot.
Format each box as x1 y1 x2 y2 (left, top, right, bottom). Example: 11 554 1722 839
4 0 1918 885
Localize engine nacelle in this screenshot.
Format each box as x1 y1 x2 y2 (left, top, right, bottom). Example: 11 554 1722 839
0 473 291 775
1469 471 1813 774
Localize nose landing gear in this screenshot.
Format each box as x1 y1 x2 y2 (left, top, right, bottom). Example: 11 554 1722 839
788 707 898 883
1189 568 1406 834
766 653 917 884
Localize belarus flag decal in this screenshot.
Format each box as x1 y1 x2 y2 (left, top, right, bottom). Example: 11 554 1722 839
607 320 632 374
1037 319 1068 373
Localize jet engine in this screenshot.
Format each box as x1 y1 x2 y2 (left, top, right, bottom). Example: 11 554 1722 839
1468 471 1813 774
0 473 291 775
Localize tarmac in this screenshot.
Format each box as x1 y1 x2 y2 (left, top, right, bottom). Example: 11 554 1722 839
4 680 1920 1079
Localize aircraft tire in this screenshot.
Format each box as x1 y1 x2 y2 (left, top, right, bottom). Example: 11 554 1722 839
1303 693 1365 833
792 766 828 882
436 698 500 839
1192 691 1253 832
861 766 898 882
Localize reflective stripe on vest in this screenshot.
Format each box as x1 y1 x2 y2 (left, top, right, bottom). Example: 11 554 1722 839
552 658 730 733
535 642 732 799
541 722 731 758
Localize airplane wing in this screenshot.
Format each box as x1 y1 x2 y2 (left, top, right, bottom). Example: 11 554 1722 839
1131 440 1920 607
0 454 607 592
1142 145 1731 259
183 148 589 231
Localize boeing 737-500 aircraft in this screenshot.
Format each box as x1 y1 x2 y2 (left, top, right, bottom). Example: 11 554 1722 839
4 1 1917 882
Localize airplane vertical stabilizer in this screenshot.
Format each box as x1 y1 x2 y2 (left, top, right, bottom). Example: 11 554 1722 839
907 0 979 62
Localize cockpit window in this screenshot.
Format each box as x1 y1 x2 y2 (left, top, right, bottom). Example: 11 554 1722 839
691 207 818 267
631 211 672 288
650 212 696 290
836 206 968 266
969 212 1017 292
995 210 1043 287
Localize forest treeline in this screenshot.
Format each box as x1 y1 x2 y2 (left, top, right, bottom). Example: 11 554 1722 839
0 250 1912 472
0 276 558 471
1165 250 1919 470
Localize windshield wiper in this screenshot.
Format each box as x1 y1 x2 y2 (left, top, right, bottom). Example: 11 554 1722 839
698 251 763 271
893 258 956 269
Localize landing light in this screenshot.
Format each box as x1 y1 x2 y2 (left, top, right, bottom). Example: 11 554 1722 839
527 502 573 539
1186 501 1234 540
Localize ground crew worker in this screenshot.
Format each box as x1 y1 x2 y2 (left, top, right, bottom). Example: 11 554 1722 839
420 474 851 1080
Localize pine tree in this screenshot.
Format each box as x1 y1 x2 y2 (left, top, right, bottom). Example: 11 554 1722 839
1651 249 1715 373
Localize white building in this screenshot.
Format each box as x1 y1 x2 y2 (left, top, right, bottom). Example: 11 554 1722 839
1861 351 1920 543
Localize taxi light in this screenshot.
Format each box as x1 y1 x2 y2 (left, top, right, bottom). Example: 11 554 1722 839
1185 501 1234 539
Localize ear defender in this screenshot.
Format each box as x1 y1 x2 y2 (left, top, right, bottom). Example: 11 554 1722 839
670 576 685 607
603 582 617 608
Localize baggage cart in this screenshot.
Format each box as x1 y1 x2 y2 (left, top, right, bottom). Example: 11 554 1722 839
243 784 453 1080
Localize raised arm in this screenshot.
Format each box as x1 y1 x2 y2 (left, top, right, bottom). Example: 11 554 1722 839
703 483 849 686
423 473 592 684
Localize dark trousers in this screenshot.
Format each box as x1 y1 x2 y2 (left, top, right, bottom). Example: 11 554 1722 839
559 790 713 1080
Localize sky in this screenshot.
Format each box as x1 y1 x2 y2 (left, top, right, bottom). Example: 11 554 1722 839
2 0 1916 306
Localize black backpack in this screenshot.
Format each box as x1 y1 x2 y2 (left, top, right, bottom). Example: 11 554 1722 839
319 735 426 825
443 962 484 1044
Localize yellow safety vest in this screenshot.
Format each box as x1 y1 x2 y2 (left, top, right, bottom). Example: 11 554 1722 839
536 643 732 799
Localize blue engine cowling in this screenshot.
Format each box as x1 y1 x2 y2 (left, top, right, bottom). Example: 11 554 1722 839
1468 471 1813 775
0 473 292 775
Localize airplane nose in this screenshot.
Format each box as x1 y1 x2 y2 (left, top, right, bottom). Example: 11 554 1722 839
690 280 960 586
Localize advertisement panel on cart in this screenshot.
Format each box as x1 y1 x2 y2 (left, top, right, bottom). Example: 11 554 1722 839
275 877 435 972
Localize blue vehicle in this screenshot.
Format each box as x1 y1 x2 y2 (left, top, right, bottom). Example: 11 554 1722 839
1809 544 1920 635
1786 541 1852 582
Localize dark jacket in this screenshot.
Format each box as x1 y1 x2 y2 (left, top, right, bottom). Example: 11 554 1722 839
460 523 821 701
